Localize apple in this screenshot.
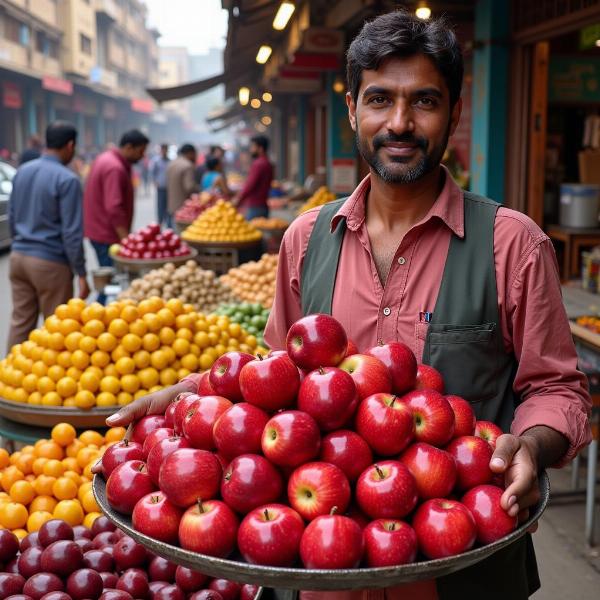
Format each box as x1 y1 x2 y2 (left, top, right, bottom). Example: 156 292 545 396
159 448 222 507
175 566 208 592
319 430 373 482
0 529 20 562
297 367 358 431
182 396 233 450
17 546 43 578
116 568 150 599
474 420 503 449
221 454 283 514
346 339 359 356
287 462 351 521
446 435 494 491
142 428 174 459
66 568 103 600
299 513 363 569
189 591 223 600
355 393 414 455
415 364 445 393
207 579 241 600
99 572 119 590
262 410 321 468
0 573 25 598
446 395 476 438
172 393 199 435
23 572 64 598
338 354 392 399
240 584 259 600
40 540 84 577
102 439 145 478
209 352 255 402
148 556 177 582
239 353 300 411
399 442 457 499
355 461 418 519
164 401 178 429
178 500 239 557
412 499 476 559
38 519 74 546
90 516 115 536
147 435 191 486
197 372 217 395
154 585 185 600
365 342 417 394
113 536 147 571
106 460 155 515
82 549 113 572
132 492 183 543
237 503 305 566
131 415 167 445
402 389 455 446
461 484 517 545
363 519 417 567
19 531 41 551
213 403 270 460
286 314 348 371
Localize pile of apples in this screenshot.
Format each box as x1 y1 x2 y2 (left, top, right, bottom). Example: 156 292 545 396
0 517 258 600
102 313 514 571
117 225 192 260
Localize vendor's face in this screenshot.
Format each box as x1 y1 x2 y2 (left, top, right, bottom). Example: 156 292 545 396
347 54 461 184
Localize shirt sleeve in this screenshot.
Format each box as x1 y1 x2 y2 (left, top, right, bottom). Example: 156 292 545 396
238 161 261 203
508 238 592 466
59 176 86 276
103 168 130 231
183 164 198 197
8 171 18 236
179 373 202 392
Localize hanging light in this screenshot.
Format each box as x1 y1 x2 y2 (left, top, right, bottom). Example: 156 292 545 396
332 76 345 94
415 1 431 20
256 45 272 64
596 39 600 47
261 116 272 126
262 91 273 102
239 87 250 106
255 122 267 132
250 98 262 109
273 2 295 31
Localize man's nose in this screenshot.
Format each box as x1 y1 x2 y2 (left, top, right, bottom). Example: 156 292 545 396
386 101 415 134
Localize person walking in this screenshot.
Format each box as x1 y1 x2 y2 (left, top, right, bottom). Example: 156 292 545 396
166 143 198 226
235 135 273 219
151 143 170 226
18 135 43 165
7 121 89 350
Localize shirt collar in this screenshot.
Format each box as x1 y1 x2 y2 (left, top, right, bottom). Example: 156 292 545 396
110 148 131 171
41 154 61 164
330 165 465 238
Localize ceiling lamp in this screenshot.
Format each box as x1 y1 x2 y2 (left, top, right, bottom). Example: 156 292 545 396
256 45 273 64
261 116 272 126
273 2 295 31
239 87 250 106
415 2 431 20
262 91 273 102
250 98 262 109
332 76 345 94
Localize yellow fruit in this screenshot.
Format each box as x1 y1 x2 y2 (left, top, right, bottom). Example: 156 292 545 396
62 457 79 472
81 489 100 513
66 440 85 458
157 308 175 327
103 364 119 378
41 392 62 407
62 470 81 486
166 298 184 315
56 377 77 399
45 316 61 334
138 367 159 389
36 376 55 395
55 304 70 320
91 350 110 368
80 372 100 393
159 368 178 386
117 392 133 406
47 332 65 351
96 392 117 407
0 502 28 529
32 475 56 496
172 338 190 357
120 305 139 323
51 423 76 447
53 499 84 526
27 510 53 532
83 512 101 529
111 346 130 362
0 449 9 470
52 477 78 500
66 367 83 380
36 441 63 460
105 427 126 443
59 318 80 336
128 319 148 338
29 495 57 513
199 353 214 371
22 373 38 393
142 333 160 352
32 457 48 476
71 350 90 370
64 332 84 352
79 335 97 354
97 332 118 352
82 319 105 338
78 481 93 502
9 480 35 505
115 357 135 375
120 374 140 394
108 318 129 338
81 303 105 324
143 313 162 333
79 430 104 447
43 459 64 478
159 327 176 346
133 350 151 369
74 390 95 409
150 350 168 371
100 375 121 394
57 351 72 369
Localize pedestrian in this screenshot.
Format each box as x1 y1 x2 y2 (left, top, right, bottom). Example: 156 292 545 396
166 143 198 226
96 10 592 600
151 143 170 226
84 129 149 303
234 135 273 220
7 121 89 351
201 155 231 198
196 144 225 185
18 135 43 165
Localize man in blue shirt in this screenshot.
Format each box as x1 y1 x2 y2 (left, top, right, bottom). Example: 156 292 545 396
151 143 170 226
8 121 89 350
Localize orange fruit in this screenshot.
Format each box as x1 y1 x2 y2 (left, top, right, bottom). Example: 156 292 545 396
27 510 53 532
103 364 119 378
138 367 159 389
11 528 27 540
97 332 118 352
74 390 95 409
22 373 38 393
90 350 110 368
176 328 193 342
9 480 35 505
81 489 100 513
0 502 28 529
150 350 168 371
43 459 65 478
76 448 100 470
166 298 184 315
79 430 104 447
45 316 61 334
117 392 133 406
82 319 105 338
143 313 162 333
57 351 72 369
160 327 176 346
1 467 24 493
159 368 178 386
71 350 90 370
133 350 151 369
96 392 117 407
142 333 160 352
61 456 79 471
157 308 175 327
53 499 84 526
0 448 10 469
81 303 105 324
32 475 56 496
100 375 120 394
47 365 65 383
35 441 63 460
36 376 55 395
56 377 77 399
67 298 86 320
181 354 198 372
173 338 190 357
66 367 83 381
41 392 62 407
59 318 80 337
64 331 84 352
13 454 34 476
120 374 140 394
52 423 76 447
128 319 148 338
120 305 139 323
111 346 130 362
31 361 48 377
105 427 126 444
83 512 101 529
80 372 100 393
66 439 85 458
55 304 70 320
47 332 65 351
32 457 48 476
78 335 97 354
115 357 135 375
62 470 81 486
52 477 78 500
29 495 57 513
108 318 129 338
122 334 142 353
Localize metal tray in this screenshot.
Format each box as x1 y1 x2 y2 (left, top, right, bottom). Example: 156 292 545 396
93 471 549 590
112 248 198 272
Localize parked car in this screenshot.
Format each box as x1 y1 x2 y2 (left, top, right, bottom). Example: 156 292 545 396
0 160 15 250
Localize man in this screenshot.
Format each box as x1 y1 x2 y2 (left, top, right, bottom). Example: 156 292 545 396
166 143 198 225
84 129 149 301
151 143 170 226
235 135 273 219
96 11 591 599
8 121 89 350
18 135 42 165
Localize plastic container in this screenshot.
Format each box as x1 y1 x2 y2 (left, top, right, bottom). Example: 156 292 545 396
559 184 600 228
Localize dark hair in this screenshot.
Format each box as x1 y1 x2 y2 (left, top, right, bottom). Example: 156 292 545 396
346 10 463 108
119 129 149 148
46 121 77 149
206 156 220 171
179 143 196 155
250 135 269 152
209 145 224 155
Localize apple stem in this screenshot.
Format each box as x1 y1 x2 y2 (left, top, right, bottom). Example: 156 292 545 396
389 522 396 531
257 354 264 361
375 465 385 480
330 506 338 516
264 509 270 521
390 395 397 407
197 499 204 513
123 439 129 447
319 367 325 375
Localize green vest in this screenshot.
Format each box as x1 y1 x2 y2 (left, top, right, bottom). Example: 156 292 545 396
300 191 540 599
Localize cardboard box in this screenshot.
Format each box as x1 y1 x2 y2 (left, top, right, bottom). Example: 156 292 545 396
579 149 600 185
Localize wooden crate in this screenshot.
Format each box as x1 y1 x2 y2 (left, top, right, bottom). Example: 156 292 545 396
194 247 239 275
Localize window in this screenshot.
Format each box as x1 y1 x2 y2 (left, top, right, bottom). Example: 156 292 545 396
4 16 28 46
80 33 92 55
47 38 59 59
19 24 29 46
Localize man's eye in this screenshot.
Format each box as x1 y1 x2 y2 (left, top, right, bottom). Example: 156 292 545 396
416 97 437 107
368 96 388 104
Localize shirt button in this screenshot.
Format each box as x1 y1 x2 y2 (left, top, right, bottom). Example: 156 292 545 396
383 307 391 316
398 256 406 265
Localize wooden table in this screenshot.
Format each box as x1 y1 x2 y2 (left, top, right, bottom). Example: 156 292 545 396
547 224 600 281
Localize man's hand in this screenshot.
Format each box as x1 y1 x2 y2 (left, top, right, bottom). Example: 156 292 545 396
78 276 90 300
116 226 129 241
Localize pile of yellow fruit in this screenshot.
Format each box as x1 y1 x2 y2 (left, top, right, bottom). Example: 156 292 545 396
182 200 262 244
249 217 289 230
297 186 337 214
0 297 261 408
0 423 125 537
220 253 278 309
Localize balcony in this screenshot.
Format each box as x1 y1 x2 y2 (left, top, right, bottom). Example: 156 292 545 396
89 65 118 91
29 0 58 27
31 53 61 77
107 43 125 68
0 41 28 70
93 0 119 23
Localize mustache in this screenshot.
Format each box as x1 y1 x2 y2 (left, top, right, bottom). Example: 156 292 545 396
372 133 428 152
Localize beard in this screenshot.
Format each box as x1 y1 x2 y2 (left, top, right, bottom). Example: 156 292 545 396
356 123 450 184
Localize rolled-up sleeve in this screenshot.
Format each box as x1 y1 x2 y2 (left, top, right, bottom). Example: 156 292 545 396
59 176 86 276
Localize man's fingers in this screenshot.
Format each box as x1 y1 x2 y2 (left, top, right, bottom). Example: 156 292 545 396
517 508 530 523
106 395 154 426
490 434 520 472
91 459 103 474
502 473 539 514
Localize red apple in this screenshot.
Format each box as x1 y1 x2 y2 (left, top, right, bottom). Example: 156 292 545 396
182 396 233 450
240 584 259 600
297 367 358 431
363 519 417 567
66 568 103 600
319 430 373 483
346 339 359 356
365 342 417 394
446 435 494 491
474 420 503 449
106 460 155 515
338 354 392 399
0 573 25 597
142 428 174 459
131 415 167 445
237 503 304 566
112 536 147 571
172 393 199 435
399 442 457 499
209 352 255 402
197 372 217 396
148 556 177 582
262 411 321 468
412 499 476 559
178 500 239 558
415 364 445 393
299 513 363 569
355 461 417 519
102 440 144 478
115 568 149 599
286 314 348 371
164 401 178 429
213 403 270 460
175 566 208 592
402 389 455 447
0 530 20 563
207 579 241 600
239 353 300 411
146 436 191 486
159 448 222 507
355 393 414 456
132 492 183 544
221 454 283 514
446 395 476 438
287 462 351 521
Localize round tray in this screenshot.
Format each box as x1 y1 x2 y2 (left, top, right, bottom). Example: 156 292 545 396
184 239 263 250
0 396 114 428
93 471 549 590
112 248 198 271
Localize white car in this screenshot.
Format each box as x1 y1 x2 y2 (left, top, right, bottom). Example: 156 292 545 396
0 161 16 250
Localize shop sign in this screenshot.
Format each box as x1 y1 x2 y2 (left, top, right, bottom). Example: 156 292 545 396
42 75 73 96
331 158 357 194
302 28 344 54
131 98 153 113
2 82 22 109
580 24 600 50
549 56 600 103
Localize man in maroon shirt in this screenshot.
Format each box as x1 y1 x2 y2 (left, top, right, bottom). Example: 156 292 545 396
235 135 273 219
